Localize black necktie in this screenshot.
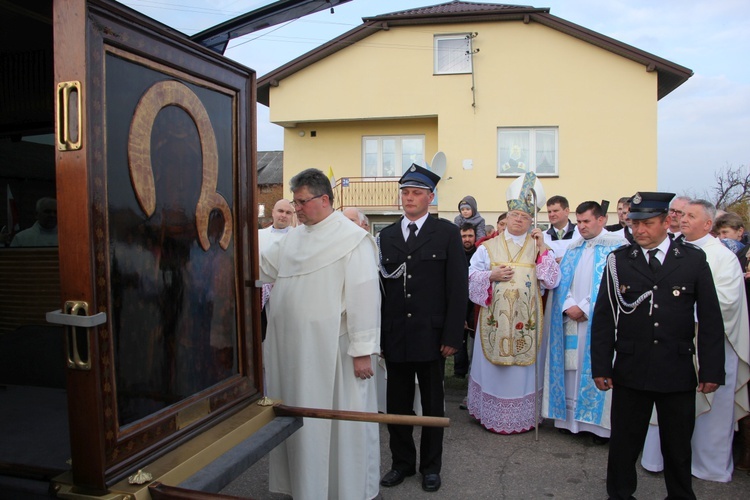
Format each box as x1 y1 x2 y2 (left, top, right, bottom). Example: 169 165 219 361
648 248 661 273
407 222 418 250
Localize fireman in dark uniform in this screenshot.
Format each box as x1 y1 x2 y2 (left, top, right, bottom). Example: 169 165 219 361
590 191 725 500
378 164 468 493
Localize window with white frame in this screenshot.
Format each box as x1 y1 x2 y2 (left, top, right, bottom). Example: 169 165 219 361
362 135 425 177
434 34 472 74
497 127 558 177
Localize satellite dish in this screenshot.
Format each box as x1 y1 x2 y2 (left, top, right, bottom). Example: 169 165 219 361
430 151 447 178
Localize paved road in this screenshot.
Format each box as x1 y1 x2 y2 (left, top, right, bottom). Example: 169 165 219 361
222 383 749 499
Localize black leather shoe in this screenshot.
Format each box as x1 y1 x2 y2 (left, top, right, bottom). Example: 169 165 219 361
380 469 414 487
592 435 610 445
422 473 441 492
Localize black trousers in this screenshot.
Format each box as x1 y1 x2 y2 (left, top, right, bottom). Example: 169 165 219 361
607 385 696 500
385 359 446 475
452 329 470 376
260 306 268 342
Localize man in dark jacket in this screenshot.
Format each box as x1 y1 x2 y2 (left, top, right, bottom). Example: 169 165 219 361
545 195 578 240
590 191 725 500
604 196 631 232
378 164 468 493
544 195 580 259
453 223 477 378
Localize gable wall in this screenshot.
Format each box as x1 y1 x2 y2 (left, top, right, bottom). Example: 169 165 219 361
271 19 658 217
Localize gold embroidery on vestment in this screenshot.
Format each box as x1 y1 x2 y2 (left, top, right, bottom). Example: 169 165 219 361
479 235 543 366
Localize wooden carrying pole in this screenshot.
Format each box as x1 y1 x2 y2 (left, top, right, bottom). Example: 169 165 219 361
273 404 450 428
149 482 245 500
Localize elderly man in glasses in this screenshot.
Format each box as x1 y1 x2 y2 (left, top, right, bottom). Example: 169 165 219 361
260 168 381 500
466 172 560 434
667 195 691 240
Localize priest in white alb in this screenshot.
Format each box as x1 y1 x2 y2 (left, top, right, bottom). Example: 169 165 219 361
641 199 749 482
261 168 381 500
258 199 294 254
543 201 627 441
258 198 294 344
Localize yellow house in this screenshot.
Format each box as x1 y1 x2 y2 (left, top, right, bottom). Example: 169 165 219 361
257 1 692 230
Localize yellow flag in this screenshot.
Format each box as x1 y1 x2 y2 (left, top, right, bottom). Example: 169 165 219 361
327 166 336 187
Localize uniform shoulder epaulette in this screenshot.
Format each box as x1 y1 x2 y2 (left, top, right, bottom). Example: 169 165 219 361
678 239 704 253
611 241 633 253
435 217 460 228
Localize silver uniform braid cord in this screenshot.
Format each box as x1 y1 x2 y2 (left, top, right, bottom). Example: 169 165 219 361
605 252 654 336
376 234 408 296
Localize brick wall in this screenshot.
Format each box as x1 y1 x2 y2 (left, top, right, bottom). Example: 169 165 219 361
257 183 283 228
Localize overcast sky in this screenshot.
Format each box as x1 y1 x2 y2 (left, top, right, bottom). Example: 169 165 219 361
120 0 750 196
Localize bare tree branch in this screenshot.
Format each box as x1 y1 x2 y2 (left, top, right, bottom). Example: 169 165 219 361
708 163 750 211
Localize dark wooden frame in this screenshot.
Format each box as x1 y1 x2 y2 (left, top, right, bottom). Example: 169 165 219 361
54 0 261 490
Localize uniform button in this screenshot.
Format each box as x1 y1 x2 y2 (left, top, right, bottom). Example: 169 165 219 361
407 274 412 279
653 339 659 344
654 322 659 327
407 313 412 318
407 255 412 260
653 285 658 290
654 304 659 309
432 254 437 258
407 294 411 298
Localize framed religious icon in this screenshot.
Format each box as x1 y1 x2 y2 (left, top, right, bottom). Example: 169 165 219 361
0 0 262 492
497 127 559 177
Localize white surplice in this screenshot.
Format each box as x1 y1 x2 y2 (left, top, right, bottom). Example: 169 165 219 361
542 233 625 437
641 235 750 482
258 224 289 254
258 225 290 309
542 224 581 259
261 210 381 500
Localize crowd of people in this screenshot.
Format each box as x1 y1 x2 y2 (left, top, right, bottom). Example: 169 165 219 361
258 167 750 500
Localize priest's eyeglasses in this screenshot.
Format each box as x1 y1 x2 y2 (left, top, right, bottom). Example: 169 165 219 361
507 212 532 222
291 194 324 207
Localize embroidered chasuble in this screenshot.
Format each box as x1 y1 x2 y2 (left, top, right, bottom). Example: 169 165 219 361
479 234 542 366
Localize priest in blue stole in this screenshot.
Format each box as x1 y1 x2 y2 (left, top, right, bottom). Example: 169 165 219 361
543 201 627 439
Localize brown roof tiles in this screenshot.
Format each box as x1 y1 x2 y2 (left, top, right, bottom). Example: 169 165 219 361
257 1 692 105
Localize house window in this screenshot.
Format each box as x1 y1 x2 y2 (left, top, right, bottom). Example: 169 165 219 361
497 127 558 177
362 135 425 177
434 34 472 74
